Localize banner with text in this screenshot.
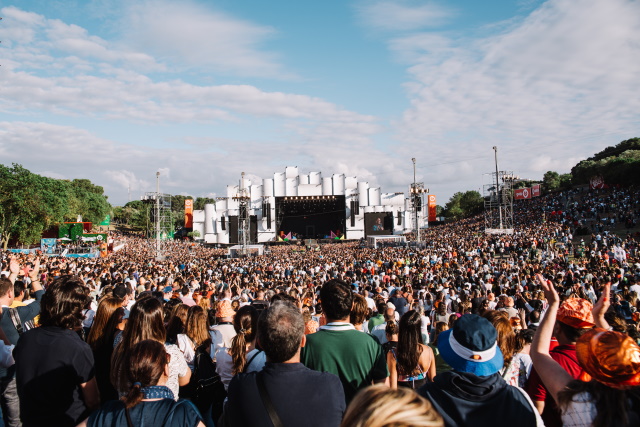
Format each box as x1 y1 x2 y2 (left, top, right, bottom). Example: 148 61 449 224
515 188 532 200
428 194 437 222
531 184 541 197
185 199 193 228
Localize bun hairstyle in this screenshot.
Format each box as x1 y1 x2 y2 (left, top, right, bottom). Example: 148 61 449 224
385 320 399 337
122 340 167 408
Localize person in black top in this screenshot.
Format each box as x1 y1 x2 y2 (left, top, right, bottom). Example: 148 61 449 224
220 302 345 427
14 275 100 427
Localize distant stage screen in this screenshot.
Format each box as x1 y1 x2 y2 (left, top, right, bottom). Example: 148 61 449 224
364 212 393 236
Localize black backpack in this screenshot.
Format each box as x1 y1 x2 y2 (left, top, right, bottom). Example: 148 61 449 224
190 343 226 420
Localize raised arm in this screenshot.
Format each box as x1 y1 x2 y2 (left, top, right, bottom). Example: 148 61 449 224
530 274 574 404
592 282 611 330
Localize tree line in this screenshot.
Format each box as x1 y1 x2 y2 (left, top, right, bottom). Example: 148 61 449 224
0 164 111 249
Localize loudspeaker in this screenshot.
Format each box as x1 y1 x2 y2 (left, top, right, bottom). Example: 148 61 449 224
221 216 226 230
350 204 355 227
398 213 402 225
266 204 271 229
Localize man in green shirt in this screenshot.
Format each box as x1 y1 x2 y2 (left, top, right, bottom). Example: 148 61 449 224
367 300 388 334
302 279 388 403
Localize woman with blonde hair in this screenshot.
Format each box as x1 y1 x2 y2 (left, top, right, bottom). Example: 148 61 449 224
482 310 522 385
341 384 443 427
177 305 212 371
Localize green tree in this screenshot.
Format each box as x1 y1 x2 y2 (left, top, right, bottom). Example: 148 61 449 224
443 191 483 220
0 164 69 248
559 173 572 189
543 171 561 191
65 179 111 224
193 197 215 210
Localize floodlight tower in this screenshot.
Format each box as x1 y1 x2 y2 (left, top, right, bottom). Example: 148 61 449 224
155 172 161 260
410 158 428 243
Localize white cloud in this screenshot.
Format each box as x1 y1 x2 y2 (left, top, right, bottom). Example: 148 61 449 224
0 5 374 125
121 0 290 79
389 0 640 195
355 0 453 32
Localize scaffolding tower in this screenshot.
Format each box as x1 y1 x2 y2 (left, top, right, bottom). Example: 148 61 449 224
141 191 173 259
232 172 251 255
483 171 515 234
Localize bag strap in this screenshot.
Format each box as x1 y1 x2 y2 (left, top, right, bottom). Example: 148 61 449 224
244 350 262 374
256 372 283 427
8 308 23 336
124 407 134 427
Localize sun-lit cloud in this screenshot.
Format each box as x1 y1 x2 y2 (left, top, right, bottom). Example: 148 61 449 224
120 0 292 79
355 0 454 32
388 0 640 196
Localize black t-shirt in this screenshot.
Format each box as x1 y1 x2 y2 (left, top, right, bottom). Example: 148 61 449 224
14 326 95 427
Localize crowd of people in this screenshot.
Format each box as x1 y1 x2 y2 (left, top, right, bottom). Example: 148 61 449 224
0 186 639 426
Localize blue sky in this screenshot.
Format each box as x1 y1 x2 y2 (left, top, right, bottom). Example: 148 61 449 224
1 0 638 206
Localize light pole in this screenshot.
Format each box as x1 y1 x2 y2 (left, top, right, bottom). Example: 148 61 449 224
493 146 503 230
156 171 161 260
412 158 420 243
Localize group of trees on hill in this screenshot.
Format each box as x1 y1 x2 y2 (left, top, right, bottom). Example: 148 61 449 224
441 137 640 220
0 164 111 249
571 138 640 186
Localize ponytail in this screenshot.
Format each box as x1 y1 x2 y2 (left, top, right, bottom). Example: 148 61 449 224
122 381 144 408
230 305 258 374
230 329 248 375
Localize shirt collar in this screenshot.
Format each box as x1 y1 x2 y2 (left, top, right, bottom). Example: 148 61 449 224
320 322 356 331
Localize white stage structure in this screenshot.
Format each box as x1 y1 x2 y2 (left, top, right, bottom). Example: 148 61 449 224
192 167 421 244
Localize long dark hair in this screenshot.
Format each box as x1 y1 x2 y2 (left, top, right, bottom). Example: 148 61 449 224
396 310 423 376
230 305 258 374
111 297 166 393
122 340 167 408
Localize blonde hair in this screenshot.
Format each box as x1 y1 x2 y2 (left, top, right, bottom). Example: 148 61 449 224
341 385 443 427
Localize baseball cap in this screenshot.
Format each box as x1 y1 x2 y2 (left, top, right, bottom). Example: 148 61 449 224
438 314 504 376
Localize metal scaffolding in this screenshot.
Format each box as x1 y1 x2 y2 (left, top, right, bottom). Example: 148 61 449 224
232 172 251 255
483 171 515 234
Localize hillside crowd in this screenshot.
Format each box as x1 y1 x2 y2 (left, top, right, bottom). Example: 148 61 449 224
0 187 639 426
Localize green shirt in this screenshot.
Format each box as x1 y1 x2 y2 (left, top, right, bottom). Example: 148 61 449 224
367 313 385 333
302 325 389 403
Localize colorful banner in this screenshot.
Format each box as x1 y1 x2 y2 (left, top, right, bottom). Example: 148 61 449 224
185 199 193 228
99 215 111 226
515 188 532 200
531 184 541 197
427 194 437 222
590 175 606 190
40 238 57 254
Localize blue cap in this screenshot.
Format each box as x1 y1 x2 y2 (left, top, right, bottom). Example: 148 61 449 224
438 314 504 376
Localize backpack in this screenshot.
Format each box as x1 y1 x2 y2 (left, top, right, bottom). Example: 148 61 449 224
190 343 226 419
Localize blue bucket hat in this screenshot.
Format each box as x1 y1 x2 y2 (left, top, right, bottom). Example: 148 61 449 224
438 314 504 376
